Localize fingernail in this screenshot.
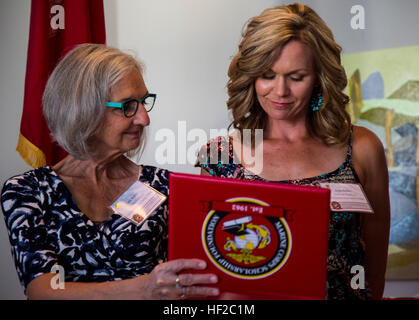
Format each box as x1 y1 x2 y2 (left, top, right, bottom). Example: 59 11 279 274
211 288 219 296
199 261 206 269
210 275 217 283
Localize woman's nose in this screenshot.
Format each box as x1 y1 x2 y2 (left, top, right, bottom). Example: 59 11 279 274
274 77 289 97
132 103 150 127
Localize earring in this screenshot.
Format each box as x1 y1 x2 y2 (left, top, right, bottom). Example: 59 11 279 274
310 89 323 111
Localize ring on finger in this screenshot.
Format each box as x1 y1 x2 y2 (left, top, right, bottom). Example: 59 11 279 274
175 276 181 289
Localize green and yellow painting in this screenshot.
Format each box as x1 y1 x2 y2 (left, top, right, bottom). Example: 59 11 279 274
342 45 419 279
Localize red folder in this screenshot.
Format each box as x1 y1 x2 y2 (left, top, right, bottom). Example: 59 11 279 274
168 173 330 300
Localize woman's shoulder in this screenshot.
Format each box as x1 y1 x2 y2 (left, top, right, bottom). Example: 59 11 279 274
204 135 231 149
196 135 233 161
1 166 57 223
1 166 55 196
351 125 387 182
195 135 242 178
139 165 170 195
352 125 385 155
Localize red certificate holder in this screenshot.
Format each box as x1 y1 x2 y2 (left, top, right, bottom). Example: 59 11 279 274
168 173 330 300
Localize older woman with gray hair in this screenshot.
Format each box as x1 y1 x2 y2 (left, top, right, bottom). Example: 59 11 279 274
1 44 219 299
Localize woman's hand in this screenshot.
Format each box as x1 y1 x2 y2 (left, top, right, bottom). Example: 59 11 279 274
141 258 219 299
26 258 219 300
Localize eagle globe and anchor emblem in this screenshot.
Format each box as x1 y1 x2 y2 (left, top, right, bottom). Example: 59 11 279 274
223 216 271 264
201 198 293 279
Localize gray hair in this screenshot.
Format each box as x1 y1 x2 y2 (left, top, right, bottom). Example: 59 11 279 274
43 43 145 159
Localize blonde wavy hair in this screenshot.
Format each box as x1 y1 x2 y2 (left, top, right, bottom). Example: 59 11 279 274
227 2 351 145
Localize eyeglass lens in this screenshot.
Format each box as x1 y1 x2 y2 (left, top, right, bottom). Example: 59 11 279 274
123 96 155 117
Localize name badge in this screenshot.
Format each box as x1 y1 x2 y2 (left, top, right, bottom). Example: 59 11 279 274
319 183 373 213
110 181 167 226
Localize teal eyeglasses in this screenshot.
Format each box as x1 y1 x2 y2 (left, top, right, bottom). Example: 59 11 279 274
106 92 156 117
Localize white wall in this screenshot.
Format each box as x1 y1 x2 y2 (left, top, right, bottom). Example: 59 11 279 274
105 0 279 174
0 0 418 299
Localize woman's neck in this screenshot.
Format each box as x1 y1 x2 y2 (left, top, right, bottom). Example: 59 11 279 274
265 118 310 142
52 154 138 185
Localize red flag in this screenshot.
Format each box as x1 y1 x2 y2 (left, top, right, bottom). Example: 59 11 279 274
17 0 106 168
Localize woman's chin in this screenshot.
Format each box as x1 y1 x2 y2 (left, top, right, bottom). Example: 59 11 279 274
124 133 140 143
125 140 141 153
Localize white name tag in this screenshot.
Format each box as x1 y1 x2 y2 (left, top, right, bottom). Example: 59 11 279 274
110 181 167 226
319 183 373 213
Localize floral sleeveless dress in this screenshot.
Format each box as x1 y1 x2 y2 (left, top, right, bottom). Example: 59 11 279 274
196 134 371 300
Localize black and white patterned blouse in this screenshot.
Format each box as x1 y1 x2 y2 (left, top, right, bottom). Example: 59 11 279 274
1 165 169 292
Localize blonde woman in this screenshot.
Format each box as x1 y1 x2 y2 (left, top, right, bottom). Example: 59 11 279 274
197 3 390 300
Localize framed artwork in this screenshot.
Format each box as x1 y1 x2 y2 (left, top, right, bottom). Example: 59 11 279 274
343 45 419 279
